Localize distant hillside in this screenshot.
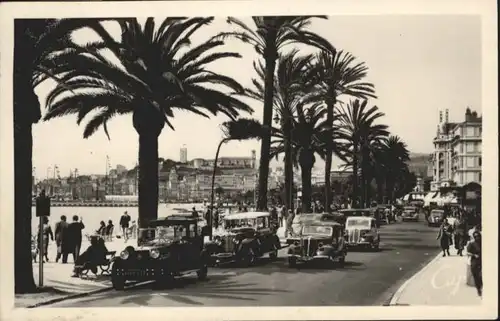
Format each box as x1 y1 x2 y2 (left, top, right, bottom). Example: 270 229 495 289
408 152 432 178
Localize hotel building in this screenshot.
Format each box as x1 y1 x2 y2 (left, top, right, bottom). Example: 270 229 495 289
430 107 482 191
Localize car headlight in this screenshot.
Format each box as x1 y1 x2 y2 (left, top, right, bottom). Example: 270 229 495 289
149 249 160 259
120 250 129 260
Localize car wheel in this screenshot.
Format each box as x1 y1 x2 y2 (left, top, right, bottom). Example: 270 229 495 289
240 248 257 267
111 273 125 291
197 263 208 281
269 244 279 260
338 256 345 267
288 257 297 268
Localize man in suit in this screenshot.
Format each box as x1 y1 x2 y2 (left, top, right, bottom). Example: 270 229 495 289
66 215 85 263
54 215 68 263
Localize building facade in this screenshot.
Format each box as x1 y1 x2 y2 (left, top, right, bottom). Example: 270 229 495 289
430 108 482 191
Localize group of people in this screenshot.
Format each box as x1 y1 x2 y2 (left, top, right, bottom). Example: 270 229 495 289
436 214 482 297
34 215 85 264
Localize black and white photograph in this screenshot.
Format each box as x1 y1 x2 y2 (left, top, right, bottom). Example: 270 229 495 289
0 1 497 320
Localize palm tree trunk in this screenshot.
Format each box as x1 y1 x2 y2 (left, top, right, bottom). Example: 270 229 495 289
137 132 160 230
376 176 384 203
256 54 277 210
300 162 313 213
284 121 293 213
209 138 229 239
14 120 37 293
324 100 335 212
352 144 359 207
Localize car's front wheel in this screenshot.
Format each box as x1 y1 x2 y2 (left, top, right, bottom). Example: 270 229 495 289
197 263 208 281
111 273 125 290
269 244 279 260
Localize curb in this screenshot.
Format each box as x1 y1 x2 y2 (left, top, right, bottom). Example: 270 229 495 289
27 286 113 308
389 252 443 306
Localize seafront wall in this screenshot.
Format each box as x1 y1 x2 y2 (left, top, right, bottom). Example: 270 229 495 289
31 201 139 207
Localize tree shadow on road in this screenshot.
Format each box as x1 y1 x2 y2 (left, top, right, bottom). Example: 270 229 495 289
62 273 290 306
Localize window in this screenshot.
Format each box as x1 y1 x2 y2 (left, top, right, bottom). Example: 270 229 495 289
466 126 475 137
479 157 482 166
479 173 482 182
459 143 464 153
466 157 476 168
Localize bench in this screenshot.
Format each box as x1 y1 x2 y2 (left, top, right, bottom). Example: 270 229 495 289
78 251 116 277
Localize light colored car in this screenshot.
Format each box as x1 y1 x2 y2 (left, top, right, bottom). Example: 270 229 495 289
345 216 380 250
401 206 419 222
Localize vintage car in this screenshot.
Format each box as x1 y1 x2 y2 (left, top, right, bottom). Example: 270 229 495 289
401 206 420 222
110 215 209 290
204 212 281 266
338 208 373 218
345 216 380 250
286 221 347 267
428 209 446 227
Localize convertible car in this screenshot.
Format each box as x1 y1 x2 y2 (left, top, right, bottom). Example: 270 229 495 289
286 221 347 267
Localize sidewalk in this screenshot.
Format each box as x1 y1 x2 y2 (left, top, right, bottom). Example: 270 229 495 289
16 237 127 308
390 253 482 306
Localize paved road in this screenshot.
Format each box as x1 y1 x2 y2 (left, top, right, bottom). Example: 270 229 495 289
50 215 440 307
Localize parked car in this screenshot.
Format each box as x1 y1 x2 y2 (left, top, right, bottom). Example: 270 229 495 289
204 211 280 266
110 215 209 290
428 209 446 227
286 221 347 267
338 208 373 218
401 206 419 222
345 216 380 250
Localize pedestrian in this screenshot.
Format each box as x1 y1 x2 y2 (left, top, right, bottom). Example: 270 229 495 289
453 214 467 256
67 215 85 262
105 220 114 241
54 215 68 263
96 221 106 237
192 207 199 218
436 218 453 256
119 211 131 242
277 205 284 228
466 231 482 297
284 209 295 238
270 206 278 225
37 216 54 262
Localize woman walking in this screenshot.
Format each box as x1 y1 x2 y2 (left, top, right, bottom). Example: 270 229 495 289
436 218 453 256
453 214 467 256
467 231 482 297
37 216 54 262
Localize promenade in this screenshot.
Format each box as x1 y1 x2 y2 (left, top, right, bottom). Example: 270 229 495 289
390 253 482 306
16 227 290 308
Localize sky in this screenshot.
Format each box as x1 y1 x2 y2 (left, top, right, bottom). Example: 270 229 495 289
31 15 481 179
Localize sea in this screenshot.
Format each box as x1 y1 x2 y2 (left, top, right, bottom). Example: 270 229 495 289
31 203 208 237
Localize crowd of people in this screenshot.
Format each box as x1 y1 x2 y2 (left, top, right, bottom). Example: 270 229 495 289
436 210 482 297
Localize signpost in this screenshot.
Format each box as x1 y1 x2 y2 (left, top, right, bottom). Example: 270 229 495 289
35 191 51 287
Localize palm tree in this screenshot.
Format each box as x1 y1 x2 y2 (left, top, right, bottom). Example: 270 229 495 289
44 18 253 230
245 50 314 212
306 50 376 211
337 99 388 208
377 135 410 203
359 128 388 207
213 16 335 210
13 18 113 294
271 103 326 212
209 118 264 236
